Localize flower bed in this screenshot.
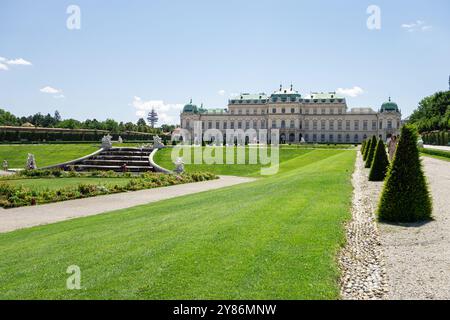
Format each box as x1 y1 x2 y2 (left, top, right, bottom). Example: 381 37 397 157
0 171 217 208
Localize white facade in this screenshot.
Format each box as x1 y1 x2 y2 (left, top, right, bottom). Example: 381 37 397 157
180 86 401 144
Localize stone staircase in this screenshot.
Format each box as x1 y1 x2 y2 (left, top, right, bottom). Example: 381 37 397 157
71 147 154 173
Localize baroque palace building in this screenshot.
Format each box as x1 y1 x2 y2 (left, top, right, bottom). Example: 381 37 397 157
180 85 401 144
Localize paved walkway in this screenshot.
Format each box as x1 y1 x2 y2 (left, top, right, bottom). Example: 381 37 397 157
0 175 255 233
423 144 450 152
380 156 450 299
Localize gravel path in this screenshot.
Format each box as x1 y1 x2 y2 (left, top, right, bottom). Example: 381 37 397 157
0 175 255 233
380 157 450 299
339 151 388 300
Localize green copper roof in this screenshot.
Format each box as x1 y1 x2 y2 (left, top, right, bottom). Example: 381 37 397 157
231 93 268 101
381 97 399 112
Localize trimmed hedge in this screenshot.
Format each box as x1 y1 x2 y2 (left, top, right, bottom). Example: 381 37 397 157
377 125 432 222
365 136 377 168
369 139 389 181
421 131 450 146
419 148 450 159
361 140 366 154
363 138 371 161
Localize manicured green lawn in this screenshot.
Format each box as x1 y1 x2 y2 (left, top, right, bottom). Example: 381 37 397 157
0 144 99 168
421 153 450 162
6 177 133 191
0 149 356 299
154 146 315 176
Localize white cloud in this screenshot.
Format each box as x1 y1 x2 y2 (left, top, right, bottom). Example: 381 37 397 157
6 58 32 66
0 63 8 71
131 96 183 125
0 57 6 62
336 86 364 98
218 89 226 96
53 94 65 99
401 20 432 32
40 86 62 94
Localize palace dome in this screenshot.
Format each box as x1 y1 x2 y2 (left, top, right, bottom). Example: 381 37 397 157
183 99 198 113
381 97 399 112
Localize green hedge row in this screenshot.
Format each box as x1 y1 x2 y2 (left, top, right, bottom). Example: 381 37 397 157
419 148 450 159
0 130 153 142
421 131 450 146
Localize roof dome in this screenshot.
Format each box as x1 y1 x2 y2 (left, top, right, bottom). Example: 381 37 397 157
381 97 399 112
183 99 198 113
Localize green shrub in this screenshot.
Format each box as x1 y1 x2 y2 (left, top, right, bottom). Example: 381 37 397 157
361 140 366 154
363 138 371 161
365 136 377 168
369 139 389 181
377 125 432 222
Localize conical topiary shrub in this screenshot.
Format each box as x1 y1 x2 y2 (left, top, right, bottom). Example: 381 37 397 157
377 125 432 222
363 138 371 161
369 139 389 181
365 136 377 168
361 140 366 154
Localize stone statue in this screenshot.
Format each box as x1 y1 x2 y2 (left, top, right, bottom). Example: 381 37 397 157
2 160 8 171
101 134 113 149
300 137 306 144
174 157 184 174
153 135 165 149
118 136 123 144
26 153 37 170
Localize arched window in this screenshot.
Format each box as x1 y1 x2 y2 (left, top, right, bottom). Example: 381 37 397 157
354 134 359 142
281 120 286 128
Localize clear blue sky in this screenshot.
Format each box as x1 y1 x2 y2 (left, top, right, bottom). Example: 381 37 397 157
1 0 449 125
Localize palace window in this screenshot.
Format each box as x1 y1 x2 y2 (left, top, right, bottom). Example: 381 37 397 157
321 120 326 130
290 120 295 129
261 120 266 129
338 134 342 142
372 120 377 130
216 121 220 129
208 121 212 129
253 109 257 114
291 108 295 114
321 108 326 115
329 120 334 130
338 109 343 115
238 109 242 115
185 120 190 128
281 120 286 128
313 120 318 130
346 120 351 130
305 120 309 130
313 134 317 142
246 109 250 115
329 134 334 142
321 134 325 142
230 110 234 115
387 120 392 129
272 121 276 129
230 122 235 129
313 108 317 115
238 121 242 129
272 108 276 114
246 121 250 129
354 120 359 130
253 120 257 128
379 121 383 129
338 120 342 131
363 134 367 140
223 121 227 129
354 134 359 142
305 109 309 115
281 108 286 114
305 133 309 141
363 120 368 131
202 122 205 130
330 109 334 115
346 134 350 142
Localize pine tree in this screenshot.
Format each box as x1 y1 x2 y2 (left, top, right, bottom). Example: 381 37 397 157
369 139 389 181
363 138 371 161
365 135 377 168
377 125 432 222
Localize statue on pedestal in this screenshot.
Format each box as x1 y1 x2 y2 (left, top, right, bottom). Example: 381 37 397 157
26 153 37 170
101 134 113 149
174 157 184 174
118 136 123 144
153 135 165 149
